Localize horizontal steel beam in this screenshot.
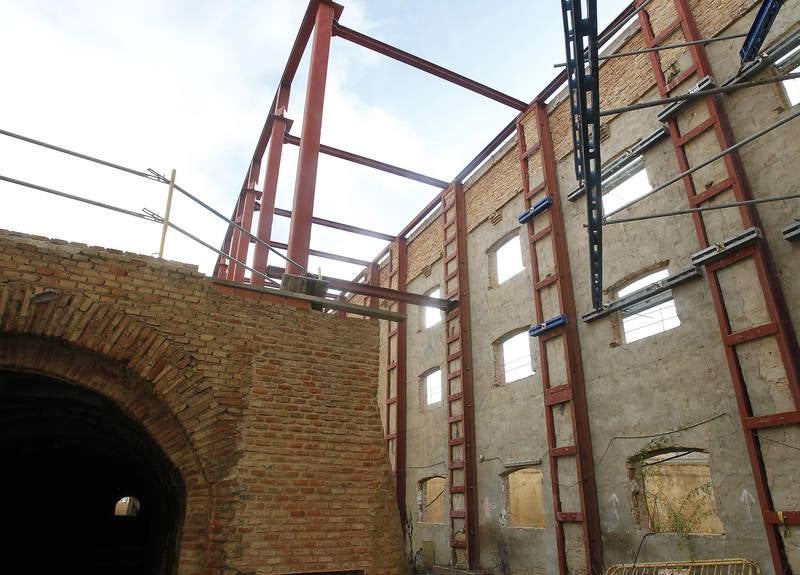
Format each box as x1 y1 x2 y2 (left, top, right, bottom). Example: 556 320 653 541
212 278 405 321
332 22 528 111
269 240 372 267
284 133 449 188
266 266 455 310
273 207 395 241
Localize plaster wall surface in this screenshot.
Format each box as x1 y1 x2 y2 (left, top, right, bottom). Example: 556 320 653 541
375 0 800 573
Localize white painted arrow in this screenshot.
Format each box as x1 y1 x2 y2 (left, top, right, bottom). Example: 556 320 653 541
609 492 620 521
741 488 756 521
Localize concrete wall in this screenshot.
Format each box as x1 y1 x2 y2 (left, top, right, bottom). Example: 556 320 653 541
376 0 800 572
0 230 406 575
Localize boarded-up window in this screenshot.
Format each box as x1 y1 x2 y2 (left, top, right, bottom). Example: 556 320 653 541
114 496 140 517
505 468 544 528
634 450 724 534
419 476 446 524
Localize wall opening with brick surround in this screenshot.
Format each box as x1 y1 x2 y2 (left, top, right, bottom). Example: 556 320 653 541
0 371 184 575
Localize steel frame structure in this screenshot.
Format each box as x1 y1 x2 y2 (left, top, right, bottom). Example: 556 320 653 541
631 2 800 572
516 101 603 574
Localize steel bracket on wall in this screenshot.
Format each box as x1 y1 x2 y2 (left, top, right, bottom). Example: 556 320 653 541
690 227 762 267
783 221 800 241
560 0 605 310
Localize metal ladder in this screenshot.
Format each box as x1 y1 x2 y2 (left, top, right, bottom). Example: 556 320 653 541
636 1 800 572
441 183 479 569
516 100 603 575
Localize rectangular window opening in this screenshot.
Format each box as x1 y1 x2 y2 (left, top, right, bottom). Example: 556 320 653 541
495 235 524 285
602 156 652 216
423 288 442 329
777 44 800 106
425 369 442 406
618 269 681 343
501 332 534 383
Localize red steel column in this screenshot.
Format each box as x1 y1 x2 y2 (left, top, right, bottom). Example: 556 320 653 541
225 196 246 280
286 0 335 275
252 85 291 286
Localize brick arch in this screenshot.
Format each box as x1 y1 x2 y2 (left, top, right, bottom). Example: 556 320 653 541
0 286 217 575
0 285 237 478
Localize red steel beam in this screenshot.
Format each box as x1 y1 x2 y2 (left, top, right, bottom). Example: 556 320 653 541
274 207 395 241
252 88 292 286
332 22 528 111
270 240 371 267
284 133 449 188
286 1 337 274
265 265 453 310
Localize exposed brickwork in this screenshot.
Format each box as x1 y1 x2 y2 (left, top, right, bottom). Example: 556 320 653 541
0 229 404 575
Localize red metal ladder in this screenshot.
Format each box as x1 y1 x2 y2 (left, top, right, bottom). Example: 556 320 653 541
384 238 408 518
516 100 603 575
637 1 800 572
441 183 479 569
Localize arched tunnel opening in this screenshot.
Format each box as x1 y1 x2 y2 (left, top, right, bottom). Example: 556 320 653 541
0 370 185 575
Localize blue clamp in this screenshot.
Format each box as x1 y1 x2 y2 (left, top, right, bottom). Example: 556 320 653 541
529 314 568 337
518 196 553 225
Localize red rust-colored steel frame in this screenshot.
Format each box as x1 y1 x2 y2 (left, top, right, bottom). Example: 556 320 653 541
517 101 602 574
384 238 408 520
637 1 800 572
441 183 479 569
265 265 452 310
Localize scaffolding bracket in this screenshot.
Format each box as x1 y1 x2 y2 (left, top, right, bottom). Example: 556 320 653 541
740 0 785 63
530 314 568 337
518 196 552 225
658 76 715 123
691 227 762 267
582 266 702 322
783 221 800 242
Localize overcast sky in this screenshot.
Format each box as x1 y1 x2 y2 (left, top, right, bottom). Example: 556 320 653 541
0 0 630 280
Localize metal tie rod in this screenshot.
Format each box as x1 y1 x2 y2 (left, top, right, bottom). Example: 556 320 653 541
0 173 279 287
0 128 158 181
603 107 800 219
604 191 800 225
146 170 307 273
142 209 279 286
600 72 800 116
553 32 748 67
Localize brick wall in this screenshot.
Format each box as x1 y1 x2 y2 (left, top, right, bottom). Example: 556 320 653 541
0 229 405 575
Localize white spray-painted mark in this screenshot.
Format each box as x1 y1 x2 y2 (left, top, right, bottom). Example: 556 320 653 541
609 492 620 521
741 488 755 521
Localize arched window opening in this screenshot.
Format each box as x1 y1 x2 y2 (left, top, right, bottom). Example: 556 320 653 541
114 496 141 517
630 449 724 534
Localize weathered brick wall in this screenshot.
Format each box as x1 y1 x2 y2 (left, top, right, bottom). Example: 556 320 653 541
0 229 405 575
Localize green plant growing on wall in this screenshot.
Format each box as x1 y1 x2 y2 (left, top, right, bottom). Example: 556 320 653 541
643 470 717 535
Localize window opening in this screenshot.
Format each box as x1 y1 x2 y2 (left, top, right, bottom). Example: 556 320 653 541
602 156 652 215
494 234 524 285
618 269 680 343
499 331 534 383
418 476 446 523
423 287 442 328
114 496 141 517
425 369 442 406
777 44 800 106
504 468 545 528
631 450 724 534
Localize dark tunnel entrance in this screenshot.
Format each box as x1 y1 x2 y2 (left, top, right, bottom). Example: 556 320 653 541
0 371 184 575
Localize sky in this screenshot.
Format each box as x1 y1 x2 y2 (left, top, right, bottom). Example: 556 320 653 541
0 0 631 281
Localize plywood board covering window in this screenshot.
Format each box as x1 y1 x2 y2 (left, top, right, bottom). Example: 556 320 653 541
420 476 446 524
635 451 724 534
618 269 680 343
505 468 544 528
